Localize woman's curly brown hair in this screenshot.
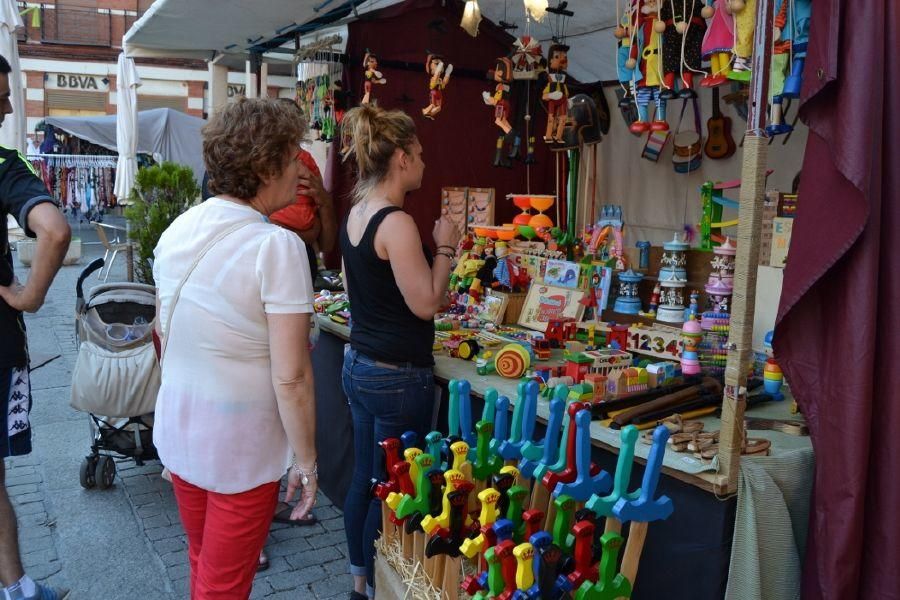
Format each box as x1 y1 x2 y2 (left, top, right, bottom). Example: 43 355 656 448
202 97 306 200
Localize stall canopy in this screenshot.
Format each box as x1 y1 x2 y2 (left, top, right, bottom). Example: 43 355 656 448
124 0 619 83
42 108 206 185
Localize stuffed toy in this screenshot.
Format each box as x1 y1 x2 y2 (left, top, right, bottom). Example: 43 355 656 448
362 51 386 105
541 44 570 143
423 54 454 119
660 0 708 99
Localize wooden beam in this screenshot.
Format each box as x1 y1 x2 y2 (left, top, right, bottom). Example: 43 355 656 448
718 0 776 493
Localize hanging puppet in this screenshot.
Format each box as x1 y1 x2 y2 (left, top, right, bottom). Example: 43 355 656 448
422 53 453 119
700 0 734 86
627 0 669 133
541 44 570 143
483 57 518 167
510 36 545 164
361 51 386 105
767 0 812 135
615 0 640 98
727 0 757 81
659 0 708 99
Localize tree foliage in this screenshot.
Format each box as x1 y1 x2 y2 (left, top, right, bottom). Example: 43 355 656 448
124 162 199 285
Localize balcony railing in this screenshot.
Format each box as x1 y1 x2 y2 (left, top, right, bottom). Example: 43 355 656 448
16 3 140 48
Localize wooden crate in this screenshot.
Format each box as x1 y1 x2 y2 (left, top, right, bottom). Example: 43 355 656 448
490 290 527 324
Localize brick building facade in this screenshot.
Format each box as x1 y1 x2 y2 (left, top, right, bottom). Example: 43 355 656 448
16 0 295 147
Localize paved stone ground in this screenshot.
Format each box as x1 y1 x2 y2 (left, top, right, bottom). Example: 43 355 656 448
4 213 353 599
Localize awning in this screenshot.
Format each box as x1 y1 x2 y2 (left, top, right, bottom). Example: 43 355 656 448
124 0 620 82
43 108 206 184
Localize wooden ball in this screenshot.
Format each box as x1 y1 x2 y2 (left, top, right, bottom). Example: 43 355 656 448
730 0 746 12
625 58 637 70
614 26 627 39
675 21 688 34
653 20 667 33
701 5 714 18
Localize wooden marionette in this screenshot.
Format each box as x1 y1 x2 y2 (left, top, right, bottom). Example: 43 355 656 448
727 0 757 81
541 44 570 143
766 0 813 135
615 0 640 104
423 53 454 120
627 0 669 134
700 0 734 86
483 57 518 167
659 0 708 99
361 51 386 105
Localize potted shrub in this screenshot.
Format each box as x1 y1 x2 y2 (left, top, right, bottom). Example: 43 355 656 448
124 162 199 285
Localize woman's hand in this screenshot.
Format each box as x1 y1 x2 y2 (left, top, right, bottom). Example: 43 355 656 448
297 164 332 210
284 466 319 520
433 216 461 250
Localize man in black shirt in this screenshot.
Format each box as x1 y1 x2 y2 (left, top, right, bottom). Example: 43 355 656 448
0 55 72 600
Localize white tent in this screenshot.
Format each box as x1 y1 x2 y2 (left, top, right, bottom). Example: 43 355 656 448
43 108 206 184
124 0 619 83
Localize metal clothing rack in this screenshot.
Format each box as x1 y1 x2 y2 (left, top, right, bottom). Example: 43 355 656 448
27 154 119 168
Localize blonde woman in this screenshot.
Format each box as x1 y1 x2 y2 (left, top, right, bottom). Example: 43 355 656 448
339 104 460 598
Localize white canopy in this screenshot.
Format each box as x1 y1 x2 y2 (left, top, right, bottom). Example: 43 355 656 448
124 0 619 82
113 52 141 200
43 108 206 184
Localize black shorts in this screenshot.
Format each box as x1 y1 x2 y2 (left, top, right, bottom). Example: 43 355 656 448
1 366 32 458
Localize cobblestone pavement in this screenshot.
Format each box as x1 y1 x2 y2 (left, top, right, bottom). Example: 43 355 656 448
5 215 352 599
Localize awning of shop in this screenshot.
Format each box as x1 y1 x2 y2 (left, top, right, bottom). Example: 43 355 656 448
124 0 620 82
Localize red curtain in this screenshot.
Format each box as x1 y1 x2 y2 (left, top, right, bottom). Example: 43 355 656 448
774 1 900 598
325 0 560 267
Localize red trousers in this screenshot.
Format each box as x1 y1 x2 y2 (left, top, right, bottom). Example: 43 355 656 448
171 474 279 599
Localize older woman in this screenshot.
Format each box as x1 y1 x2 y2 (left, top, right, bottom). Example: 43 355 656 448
153 97 317 599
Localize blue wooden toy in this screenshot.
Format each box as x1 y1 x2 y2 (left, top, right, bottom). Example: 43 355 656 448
612 425 673 524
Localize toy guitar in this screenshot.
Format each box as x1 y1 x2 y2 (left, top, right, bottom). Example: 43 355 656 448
704 87 736 159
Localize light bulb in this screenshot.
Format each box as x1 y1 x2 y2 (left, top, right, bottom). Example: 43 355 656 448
523 0 549 22
460 0 482 37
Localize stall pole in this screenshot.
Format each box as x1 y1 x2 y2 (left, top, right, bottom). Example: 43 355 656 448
718 0 775 494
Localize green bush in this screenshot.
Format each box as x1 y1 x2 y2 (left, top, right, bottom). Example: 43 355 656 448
124 162 199 285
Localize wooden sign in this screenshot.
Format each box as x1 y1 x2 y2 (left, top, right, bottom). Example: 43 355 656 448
467 187 495 228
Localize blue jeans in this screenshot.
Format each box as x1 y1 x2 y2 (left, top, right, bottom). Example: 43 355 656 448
341 347 435 596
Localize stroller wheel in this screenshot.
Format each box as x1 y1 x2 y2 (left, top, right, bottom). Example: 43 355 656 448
95 456 116 490
79 456 97 489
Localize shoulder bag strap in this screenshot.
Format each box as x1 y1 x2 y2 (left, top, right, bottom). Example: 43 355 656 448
159 220 254 364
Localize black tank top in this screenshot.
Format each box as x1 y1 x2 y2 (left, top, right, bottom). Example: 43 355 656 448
340 206 435 367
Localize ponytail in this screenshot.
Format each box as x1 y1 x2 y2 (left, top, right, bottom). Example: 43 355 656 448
341 104 417 204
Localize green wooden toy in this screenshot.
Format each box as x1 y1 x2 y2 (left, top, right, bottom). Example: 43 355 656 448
575 532 632 600
550 495 576 554
472 420 503 482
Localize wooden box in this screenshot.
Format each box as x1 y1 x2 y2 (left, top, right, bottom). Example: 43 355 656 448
490 290 527 325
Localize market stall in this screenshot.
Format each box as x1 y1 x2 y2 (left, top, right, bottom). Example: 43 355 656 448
117 0 865 597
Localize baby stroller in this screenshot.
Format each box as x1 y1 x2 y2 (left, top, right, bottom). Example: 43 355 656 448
71 258 160 489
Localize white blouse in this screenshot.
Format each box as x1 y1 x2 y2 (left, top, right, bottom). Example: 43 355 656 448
153 198 313 494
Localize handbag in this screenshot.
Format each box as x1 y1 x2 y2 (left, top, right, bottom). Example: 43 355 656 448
672 97 703 173
160 220 253 363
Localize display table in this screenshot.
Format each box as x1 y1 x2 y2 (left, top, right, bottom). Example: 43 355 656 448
312 315 813 600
